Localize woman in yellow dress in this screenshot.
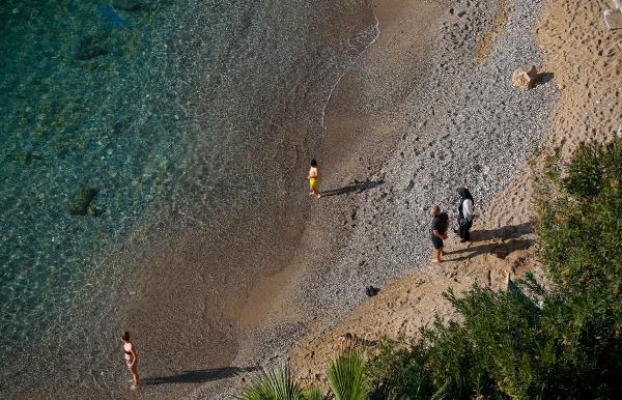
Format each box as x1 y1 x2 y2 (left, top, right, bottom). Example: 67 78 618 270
308 159 321 198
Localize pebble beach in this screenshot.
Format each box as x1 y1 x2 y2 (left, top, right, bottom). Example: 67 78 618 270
2 0 620 399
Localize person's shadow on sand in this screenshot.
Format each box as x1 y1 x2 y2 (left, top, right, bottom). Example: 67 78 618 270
321 179 384 197
143 366 258 385
447 238 534 262
469 222 533 242
446 223 535 262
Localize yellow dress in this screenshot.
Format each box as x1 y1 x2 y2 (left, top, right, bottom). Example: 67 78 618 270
308 167 318 190
309 177 318 189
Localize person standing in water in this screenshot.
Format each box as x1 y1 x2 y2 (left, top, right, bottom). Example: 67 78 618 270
308 159 321 198
456 187 474 242
121 331 139 388
430 205 449 263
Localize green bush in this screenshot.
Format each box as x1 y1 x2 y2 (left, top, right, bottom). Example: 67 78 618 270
239 139 622 399
237 363 304 400
368 138 622 399
562 139 622 199
238 352 366 400
539 138 622 313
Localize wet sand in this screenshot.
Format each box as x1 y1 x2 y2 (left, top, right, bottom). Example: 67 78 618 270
107 3 381 400
2 0 378 399
112 1 449 399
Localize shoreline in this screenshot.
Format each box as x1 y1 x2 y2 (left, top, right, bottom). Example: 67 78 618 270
220 0 556 394
289 0 622 388
6 0 617 397
190 0 560 396
109 1 382 399
283 0 554 337
1 0 380 398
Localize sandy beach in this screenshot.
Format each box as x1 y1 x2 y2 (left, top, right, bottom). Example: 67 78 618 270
203 0 557 397
289 0 622 389
2 0 620 398
107 0 554 398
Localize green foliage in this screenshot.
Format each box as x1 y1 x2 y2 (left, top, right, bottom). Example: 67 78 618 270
538 138 622 312
238 139 622 400
562 140 622 199
237 363 303 400
300 386 326 400
368 139 622 399
327 349 369 400
367 334 434 400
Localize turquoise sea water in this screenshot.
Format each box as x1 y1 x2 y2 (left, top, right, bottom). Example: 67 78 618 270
1 0 179 340
1 0 377 397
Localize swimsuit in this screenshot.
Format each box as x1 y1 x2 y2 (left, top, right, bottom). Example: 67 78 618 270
124 348 135 369
309 177 318 189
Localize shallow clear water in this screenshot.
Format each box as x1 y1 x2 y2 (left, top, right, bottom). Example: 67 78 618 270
1 0 192 348
1 0 376 397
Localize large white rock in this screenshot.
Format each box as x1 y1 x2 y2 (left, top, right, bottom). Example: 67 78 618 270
604 9 622 30
511 65 538 90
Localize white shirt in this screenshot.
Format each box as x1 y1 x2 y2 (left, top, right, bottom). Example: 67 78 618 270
462 199 473 221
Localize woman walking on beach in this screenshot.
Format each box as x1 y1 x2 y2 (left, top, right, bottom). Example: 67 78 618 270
456 187 474 242
121 331 139 389
308 159 321 198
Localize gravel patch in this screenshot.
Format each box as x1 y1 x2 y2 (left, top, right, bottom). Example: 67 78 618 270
305 0 555 324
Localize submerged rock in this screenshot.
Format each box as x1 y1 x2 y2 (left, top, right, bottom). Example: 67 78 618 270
69 186 97 215
112 0 141 11
511 65 538 90
86 203 102 216
75 37 108 60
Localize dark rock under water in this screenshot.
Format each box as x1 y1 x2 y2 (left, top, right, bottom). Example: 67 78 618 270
75 36 108 60
69 186 97 215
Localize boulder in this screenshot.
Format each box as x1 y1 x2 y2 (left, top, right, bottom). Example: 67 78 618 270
69 186 97 215
603 9 622 30
511 65 538 90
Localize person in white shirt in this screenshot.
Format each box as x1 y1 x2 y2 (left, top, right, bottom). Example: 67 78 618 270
456 187 474 242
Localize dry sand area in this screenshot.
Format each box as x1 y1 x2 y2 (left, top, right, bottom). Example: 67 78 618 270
289 0 622 386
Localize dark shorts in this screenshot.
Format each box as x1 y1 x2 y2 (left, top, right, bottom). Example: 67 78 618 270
431 235 444 249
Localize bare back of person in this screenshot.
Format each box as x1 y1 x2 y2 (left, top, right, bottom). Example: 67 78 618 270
121 332 139 389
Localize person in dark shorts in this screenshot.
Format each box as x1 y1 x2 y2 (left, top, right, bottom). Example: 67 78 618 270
430 205 449 263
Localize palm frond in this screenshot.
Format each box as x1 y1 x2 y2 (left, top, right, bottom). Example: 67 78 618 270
237 363 302 400
301 385 326 400
326 349 368 400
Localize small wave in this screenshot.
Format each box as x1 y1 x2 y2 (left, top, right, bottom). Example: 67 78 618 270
319 15 380 128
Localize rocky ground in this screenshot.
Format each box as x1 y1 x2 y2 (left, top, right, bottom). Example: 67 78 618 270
198 0 622 397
